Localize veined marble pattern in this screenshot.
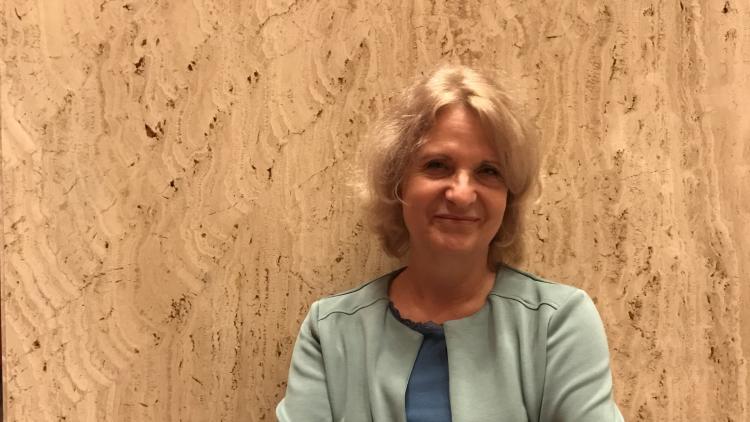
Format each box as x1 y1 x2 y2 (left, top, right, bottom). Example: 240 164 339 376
1 0 748 420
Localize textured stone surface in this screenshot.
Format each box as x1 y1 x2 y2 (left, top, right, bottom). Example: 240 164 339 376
1 0 748 420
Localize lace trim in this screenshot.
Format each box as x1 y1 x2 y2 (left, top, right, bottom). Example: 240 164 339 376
388 301 444 335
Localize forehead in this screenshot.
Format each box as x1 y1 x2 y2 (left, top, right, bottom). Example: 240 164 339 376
416 105 498 159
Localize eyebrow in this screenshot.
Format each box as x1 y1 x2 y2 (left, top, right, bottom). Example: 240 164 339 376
416 152 501 167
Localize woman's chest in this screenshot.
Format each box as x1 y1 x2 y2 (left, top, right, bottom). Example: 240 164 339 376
319 308 549 421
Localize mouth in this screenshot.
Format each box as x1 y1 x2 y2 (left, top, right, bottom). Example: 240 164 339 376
434 214 480 222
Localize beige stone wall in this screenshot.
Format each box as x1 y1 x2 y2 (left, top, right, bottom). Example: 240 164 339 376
2 0 749 420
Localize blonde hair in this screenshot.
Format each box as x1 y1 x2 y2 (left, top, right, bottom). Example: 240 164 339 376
362 64 539 266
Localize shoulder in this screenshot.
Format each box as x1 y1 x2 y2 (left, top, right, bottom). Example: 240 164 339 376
313 269 400 321
489 265 586 312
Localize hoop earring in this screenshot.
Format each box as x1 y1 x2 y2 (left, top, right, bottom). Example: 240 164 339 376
393 180 406 204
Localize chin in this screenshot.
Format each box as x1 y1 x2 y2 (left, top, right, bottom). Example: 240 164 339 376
428 235 484 255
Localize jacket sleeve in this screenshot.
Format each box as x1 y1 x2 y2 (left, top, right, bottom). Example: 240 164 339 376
276 301 333 422
539 289 625 422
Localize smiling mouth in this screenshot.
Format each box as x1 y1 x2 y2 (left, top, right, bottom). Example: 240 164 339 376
434 214 480 222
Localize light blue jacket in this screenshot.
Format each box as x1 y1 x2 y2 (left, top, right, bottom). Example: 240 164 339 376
277 266 625 421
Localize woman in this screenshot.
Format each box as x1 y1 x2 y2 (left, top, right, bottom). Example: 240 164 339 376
277 64 624 421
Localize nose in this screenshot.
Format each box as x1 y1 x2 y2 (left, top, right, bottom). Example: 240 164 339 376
445 171 477 207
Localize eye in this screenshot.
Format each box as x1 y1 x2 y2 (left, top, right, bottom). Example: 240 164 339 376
478 165 501 178
423 159 449 172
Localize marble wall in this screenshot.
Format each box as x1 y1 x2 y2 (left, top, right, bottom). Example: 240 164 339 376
2 0 749 420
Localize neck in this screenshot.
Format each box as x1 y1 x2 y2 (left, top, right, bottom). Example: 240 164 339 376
390 247 497 323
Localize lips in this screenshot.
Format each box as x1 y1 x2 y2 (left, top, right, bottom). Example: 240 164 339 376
434 214 480 222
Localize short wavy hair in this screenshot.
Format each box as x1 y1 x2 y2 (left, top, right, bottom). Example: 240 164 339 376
362 64 539 266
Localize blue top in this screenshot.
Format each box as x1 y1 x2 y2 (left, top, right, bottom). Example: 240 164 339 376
390 303 452 422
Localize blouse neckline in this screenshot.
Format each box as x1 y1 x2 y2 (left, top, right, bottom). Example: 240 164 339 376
388 301 445 335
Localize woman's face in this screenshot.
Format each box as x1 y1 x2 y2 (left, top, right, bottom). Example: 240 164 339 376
400 105 508 257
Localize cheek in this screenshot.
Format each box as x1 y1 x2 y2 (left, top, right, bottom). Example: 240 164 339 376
402 196 430 221
401 186 441 230
401 204 424 238
401 179 441 208
488 193 509 222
